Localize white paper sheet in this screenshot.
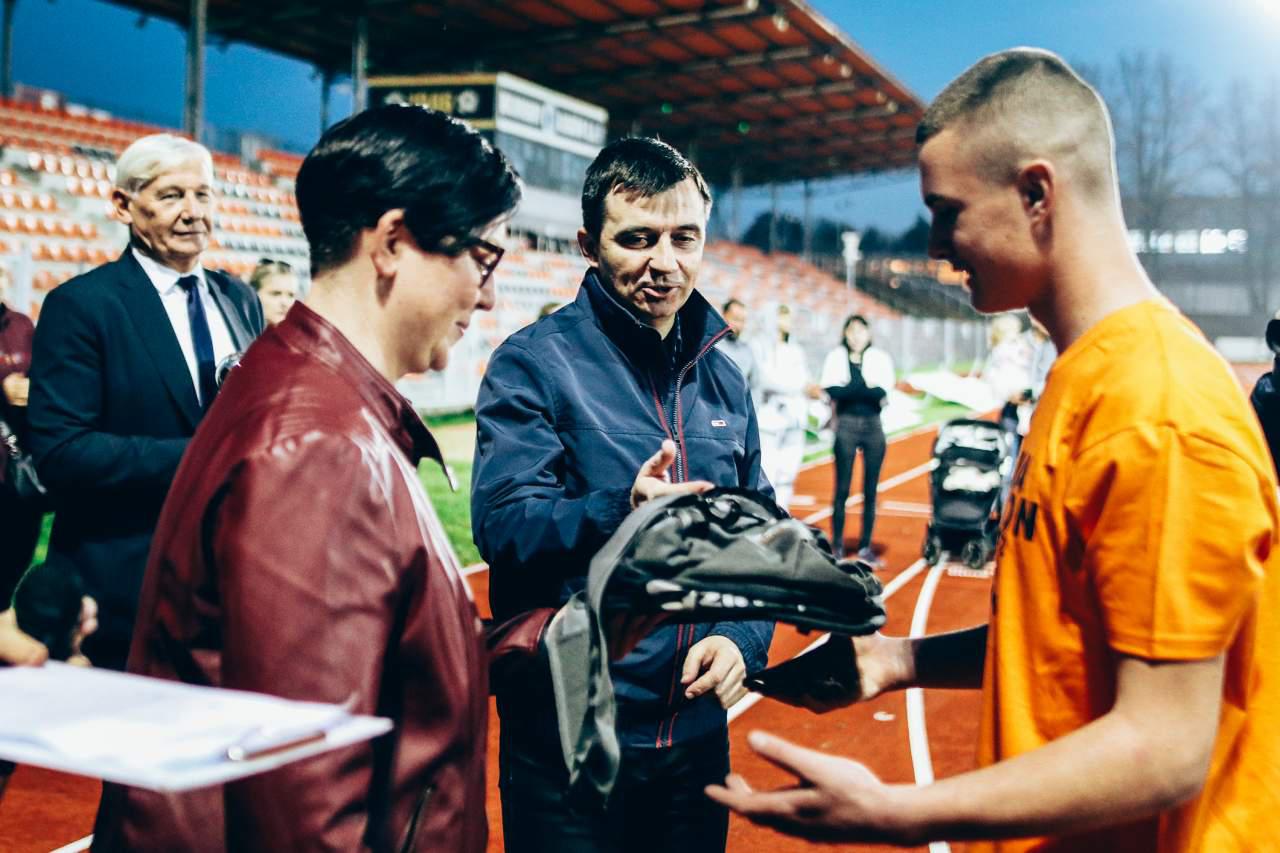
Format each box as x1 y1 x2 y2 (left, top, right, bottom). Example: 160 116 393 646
0 662 392 792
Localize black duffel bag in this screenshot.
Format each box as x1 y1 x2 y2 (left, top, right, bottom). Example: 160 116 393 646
599 487 886 635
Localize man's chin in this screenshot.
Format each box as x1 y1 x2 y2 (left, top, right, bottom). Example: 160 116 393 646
164 247 207 268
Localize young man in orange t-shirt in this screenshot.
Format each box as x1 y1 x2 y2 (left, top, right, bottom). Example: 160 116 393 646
708 48 1280 850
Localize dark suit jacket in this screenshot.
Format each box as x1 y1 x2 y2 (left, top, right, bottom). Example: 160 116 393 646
26 250 264 668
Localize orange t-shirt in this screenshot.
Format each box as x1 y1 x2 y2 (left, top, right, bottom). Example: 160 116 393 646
973 298 1280 852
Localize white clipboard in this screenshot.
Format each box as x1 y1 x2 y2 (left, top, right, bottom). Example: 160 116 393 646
0 662 392 792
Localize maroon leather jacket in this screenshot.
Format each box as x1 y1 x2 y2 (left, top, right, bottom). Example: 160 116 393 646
0 302 33 382
0 302 33 424
92 303 550 853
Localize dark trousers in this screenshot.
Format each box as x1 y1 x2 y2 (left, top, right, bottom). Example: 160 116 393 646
499 725 730 853
831 414 886 555
0 492 42 605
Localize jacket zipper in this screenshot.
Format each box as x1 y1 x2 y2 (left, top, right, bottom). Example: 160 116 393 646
665 328 730 483
399 784 434 853
652 328 730 748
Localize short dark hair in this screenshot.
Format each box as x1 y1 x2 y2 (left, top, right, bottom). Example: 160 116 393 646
580 136 710 241
722 297 745 314
296 105 521 275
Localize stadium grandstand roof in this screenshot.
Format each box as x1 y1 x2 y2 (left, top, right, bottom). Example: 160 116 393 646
106 0 924 186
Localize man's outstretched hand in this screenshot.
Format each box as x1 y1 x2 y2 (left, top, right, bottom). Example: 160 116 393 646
705 730 916 844
631 440 713 510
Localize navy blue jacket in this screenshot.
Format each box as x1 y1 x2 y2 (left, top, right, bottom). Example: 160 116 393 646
472 269 774 749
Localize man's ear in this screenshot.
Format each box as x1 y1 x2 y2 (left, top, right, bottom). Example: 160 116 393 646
370 209 408 280
1017 161 1054 224
109 188 133 226
577 227 599 267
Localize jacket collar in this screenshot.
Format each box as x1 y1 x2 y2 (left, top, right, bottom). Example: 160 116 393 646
113 250 204 429
273 302 446 470
577 269 728 367
116 248 254 350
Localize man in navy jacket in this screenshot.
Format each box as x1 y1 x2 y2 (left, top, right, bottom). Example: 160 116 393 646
472 137 773 853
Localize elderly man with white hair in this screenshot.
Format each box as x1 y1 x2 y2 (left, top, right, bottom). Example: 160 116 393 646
26 133 264 669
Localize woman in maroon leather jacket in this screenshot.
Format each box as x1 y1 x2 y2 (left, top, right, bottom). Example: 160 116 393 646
0 266 41 603
92 106 541 853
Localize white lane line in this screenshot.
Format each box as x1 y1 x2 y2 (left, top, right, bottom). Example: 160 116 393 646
50 836 92 853
799 459 936 525
881 500 933 514
905 559 951 853
726 558 929 725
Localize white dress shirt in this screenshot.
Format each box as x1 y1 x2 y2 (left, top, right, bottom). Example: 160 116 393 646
132 249 237 405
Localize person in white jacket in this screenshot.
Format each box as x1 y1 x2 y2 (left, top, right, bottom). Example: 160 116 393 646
819 315 895 563
755 304 820 511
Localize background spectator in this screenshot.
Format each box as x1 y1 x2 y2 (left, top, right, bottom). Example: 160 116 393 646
820 314 895 563
26 133 264 669
248 259 300 327
717 297 761 399
756 304 822 510
0 265 41 604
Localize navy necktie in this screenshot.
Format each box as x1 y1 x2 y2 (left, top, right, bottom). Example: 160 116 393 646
177 275 217 408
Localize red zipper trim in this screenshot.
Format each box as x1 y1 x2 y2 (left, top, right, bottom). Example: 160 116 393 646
657 623 690 747
647 376 677 453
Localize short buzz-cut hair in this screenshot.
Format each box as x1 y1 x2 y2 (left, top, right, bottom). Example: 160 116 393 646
114 134 214 194
296 105 521 276
916 48 1117 201
581 136 711 241
722 297 745 314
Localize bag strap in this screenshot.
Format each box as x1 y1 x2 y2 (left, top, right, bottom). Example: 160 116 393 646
0 417 19 460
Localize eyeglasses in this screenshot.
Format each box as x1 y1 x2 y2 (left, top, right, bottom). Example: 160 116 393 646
447 235 505 289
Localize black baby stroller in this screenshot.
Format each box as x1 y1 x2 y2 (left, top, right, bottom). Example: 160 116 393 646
922 418 1011 569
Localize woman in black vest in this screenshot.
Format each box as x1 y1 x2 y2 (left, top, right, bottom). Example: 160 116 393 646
820 315 896 564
